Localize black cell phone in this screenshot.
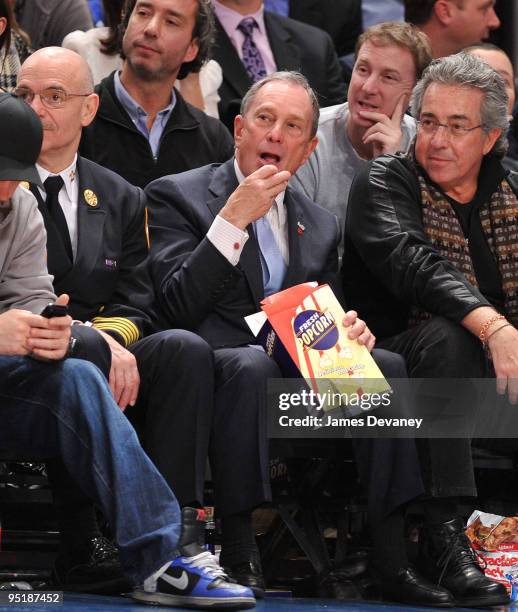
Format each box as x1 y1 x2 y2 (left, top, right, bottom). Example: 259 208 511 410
40 303 68 318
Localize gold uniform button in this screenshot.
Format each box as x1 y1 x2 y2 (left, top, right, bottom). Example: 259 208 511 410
84 189 98 207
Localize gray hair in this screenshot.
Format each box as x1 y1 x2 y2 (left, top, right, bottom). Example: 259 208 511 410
240 71 320 139
411 52 510 156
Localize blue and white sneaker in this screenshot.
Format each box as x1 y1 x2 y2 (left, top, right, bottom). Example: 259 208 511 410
132 550 256 609
132 507 255 609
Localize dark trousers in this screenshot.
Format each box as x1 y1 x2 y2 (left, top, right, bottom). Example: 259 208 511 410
209 346 412 519
378 316 489 500
211 347 282 517
50 327 213 511
353 348 426 520
63 331 282 519
127 330 214 506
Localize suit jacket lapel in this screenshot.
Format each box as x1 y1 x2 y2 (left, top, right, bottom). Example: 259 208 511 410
29 183 73 282
207 159 238 218
70 157 106 284
207 161 264 305
214 19 252 98
283 189 307 289
265 13 301 71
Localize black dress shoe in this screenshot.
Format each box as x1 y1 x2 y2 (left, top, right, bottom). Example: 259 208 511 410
318 570 362 600
224 561 265 599
53 536 131 594
420 517 510 607
335 551 369 579
378 567 454 607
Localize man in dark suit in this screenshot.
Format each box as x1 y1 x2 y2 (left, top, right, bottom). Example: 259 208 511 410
146 71 405 595
211 0 347 130
15 46 256 607
266 0 362 58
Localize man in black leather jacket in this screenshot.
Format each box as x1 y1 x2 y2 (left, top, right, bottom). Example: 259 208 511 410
343 53 517 607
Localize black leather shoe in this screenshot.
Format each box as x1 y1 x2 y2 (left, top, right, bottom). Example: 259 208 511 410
318 571 362 600
378 566 454 607
335 551 368 579
225 561 265 599
420 517 510 607
53 536 130 594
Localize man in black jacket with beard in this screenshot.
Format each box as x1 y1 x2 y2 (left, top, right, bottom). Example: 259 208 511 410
80 0 233 188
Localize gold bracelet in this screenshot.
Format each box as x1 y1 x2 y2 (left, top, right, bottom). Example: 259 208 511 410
485 322 512 344
479 314 506 344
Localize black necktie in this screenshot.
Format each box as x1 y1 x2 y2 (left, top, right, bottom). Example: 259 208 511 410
44 175 73 261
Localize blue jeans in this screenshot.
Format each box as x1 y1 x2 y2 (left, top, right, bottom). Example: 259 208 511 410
0 356 181 585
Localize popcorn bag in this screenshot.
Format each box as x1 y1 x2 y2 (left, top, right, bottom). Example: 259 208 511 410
466 510 518 601
245 282 390 407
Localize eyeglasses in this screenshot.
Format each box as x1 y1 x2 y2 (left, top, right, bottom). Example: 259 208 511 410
14 87 92 109
417 118 484 139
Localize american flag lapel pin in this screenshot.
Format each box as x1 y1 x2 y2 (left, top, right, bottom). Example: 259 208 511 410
297 221 305 236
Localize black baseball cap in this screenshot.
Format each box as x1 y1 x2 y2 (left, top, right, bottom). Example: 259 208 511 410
0 92 43 187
